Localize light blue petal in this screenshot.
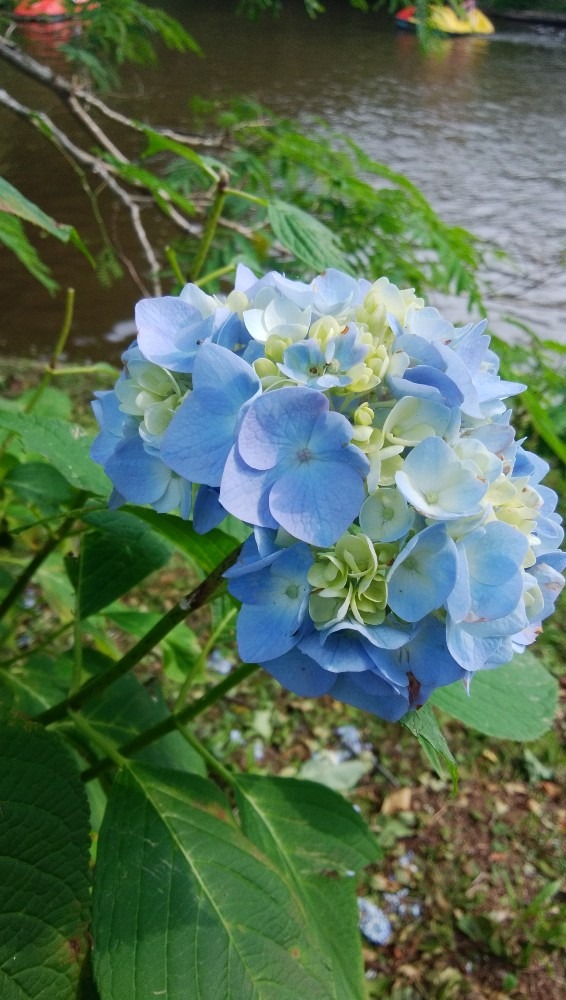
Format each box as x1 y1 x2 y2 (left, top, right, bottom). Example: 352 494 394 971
105 434 173 505
269 459 366 547
220 446 278 529
387 523 458 621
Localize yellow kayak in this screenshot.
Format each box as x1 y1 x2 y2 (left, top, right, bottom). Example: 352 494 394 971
395 5 495 35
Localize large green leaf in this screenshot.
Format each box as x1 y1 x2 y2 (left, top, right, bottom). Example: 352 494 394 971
234 774 381 999
267 198 349 272
92 765 337 1000
0 412 110 495
69 510 172 618
123 505 240 575
0 715 91 1000
431 652 558 741
235 774 381 877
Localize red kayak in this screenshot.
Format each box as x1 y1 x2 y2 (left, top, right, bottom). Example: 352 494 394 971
13 0 97 20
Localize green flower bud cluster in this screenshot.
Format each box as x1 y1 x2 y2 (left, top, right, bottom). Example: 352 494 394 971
115 358 190 438
308 531 397 628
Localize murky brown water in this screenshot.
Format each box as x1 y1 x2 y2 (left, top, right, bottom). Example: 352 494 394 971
1 2 565 362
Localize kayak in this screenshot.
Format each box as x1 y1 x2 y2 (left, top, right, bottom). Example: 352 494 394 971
13 0 97 20
395 5 495 35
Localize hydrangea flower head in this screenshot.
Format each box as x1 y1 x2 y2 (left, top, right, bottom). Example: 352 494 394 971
92 267 564 722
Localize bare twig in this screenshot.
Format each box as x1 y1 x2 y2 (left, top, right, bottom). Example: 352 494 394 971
0 88 161 294
0 35 223 149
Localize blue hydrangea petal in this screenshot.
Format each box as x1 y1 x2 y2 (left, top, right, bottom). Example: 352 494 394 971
331 671 409 721
387 523 458 621
261 647 337 697
105 434 178 506
161 343 260 486
193 485 226 534
219 446 279 529
269 459 366 547
135 296 217 372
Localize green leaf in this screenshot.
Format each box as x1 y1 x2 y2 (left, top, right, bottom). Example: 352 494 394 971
401 703 459 792
521 389 566 465
142 127 222 182
234 775 380 999
92 765 339 1000
267 198 349 272
0 175 83 246
0 385 73 421
123 505 240 575
0 412 110 495
0 714 91 1000
235 774 380 876
0 654 70 715
72 649 205 775
431 652 558 741
4 461 77 512
68 510 172 618
103 156 197 217
0 212 58 292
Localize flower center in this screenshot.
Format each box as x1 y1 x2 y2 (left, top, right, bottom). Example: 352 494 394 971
297 447 313 464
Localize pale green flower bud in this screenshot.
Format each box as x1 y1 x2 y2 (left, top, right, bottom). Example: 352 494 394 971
308 532 394 628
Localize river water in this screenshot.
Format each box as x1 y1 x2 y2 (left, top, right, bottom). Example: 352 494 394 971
1 2 565 361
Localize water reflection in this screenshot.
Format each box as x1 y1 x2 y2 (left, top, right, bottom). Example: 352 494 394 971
0 5 564 359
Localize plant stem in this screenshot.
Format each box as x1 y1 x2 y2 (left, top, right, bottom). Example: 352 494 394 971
224 187 268 208
194 262 236 288
35 545 242 726
174 606 237 711
191 171 229 282
0 288 75 460
70 711 128 770
165 245 187 287
80 661 260 783
178 727 236 788
0 503 83 623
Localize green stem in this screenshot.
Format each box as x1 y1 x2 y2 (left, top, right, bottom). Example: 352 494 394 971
165 245 187 287
191 172 228 282
174 606 237 711
80 661 260 783
35 545 242 726
0 289 75 459
70 711 128 770
0 501 84 623
223 187 268 208
194 262 236 288
25 288 75 414
178 727 236 788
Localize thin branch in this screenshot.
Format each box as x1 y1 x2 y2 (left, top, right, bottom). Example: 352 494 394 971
0 35 224 149
0 87 161 294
